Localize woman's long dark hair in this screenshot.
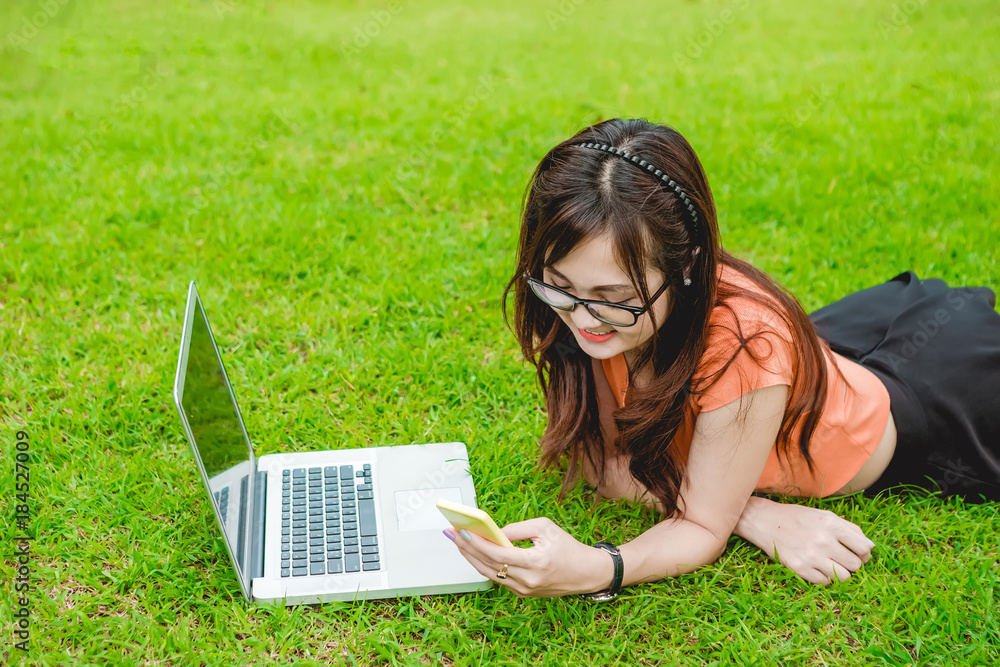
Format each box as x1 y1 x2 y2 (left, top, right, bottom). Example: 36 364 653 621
502 118 835 517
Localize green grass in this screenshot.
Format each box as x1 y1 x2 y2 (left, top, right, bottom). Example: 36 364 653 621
1 0 999 663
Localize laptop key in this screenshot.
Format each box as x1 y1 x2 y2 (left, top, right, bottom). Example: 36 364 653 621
359 499 377 537
310 563 325 576
362 562 380 571
356 483 372 491
281 568 290 577
343 530 359 539
361 546 378 555
358 490 374 500
310 553 324 563
345 545 359 554
292 567 308 576
344 537 359 546
309 545 324 554
293 468 305 477
339 465 353 480
327 558 343 574
345 554 360 572
361 536 377 546
343 508 357 516
362 554 379 563
356 470 365 478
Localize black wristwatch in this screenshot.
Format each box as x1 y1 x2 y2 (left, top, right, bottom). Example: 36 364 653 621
579 542 624 602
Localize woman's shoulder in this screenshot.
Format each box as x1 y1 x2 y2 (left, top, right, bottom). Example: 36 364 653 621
694 264 797 411
707 264 794 343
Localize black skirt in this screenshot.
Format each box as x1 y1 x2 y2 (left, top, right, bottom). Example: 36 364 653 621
808 271 1000 502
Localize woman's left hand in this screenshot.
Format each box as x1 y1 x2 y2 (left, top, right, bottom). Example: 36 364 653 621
446 517 614 598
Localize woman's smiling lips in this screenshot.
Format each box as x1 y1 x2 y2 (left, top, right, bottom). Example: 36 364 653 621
579 328 617 342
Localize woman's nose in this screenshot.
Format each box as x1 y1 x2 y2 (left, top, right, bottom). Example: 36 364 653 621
569 304 605 330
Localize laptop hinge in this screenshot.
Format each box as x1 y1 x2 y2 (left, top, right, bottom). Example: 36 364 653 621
250 470 266 582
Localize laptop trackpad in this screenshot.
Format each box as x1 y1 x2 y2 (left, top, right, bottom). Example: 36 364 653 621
394 487 463 532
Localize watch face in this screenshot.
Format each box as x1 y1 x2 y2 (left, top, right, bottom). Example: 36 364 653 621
579 591 617 603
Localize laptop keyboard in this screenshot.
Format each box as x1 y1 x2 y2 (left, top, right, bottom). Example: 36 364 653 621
279 464 380 578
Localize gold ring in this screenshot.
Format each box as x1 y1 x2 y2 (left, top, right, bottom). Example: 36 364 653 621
496 564 509 580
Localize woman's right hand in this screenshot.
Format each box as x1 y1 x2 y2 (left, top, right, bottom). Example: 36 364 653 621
734 496 876 585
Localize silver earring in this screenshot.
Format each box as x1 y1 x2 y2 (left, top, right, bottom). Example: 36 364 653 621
683 278 692 286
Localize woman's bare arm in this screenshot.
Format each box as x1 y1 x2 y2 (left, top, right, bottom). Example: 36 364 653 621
446 384 789 596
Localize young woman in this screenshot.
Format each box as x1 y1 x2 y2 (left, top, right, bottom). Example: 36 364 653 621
445 118 1000 598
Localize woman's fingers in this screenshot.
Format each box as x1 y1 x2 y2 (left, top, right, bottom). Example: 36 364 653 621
829 542 865 572
837 527 877 563
501 517 555 543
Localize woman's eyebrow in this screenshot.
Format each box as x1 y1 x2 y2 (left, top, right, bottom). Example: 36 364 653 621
545 266 634 293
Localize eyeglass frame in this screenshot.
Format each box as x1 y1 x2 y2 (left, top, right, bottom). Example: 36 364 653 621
523 273 670 327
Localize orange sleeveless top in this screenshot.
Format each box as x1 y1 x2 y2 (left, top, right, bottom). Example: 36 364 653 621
601 266 891 497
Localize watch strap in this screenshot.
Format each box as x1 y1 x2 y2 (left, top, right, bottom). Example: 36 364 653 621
579 541 624 602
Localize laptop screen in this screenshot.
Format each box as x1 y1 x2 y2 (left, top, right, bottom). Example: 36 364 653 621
174 283 254 597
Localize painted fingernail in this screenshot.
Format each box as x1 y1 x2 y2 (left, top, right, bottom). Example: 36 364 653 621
460 529 472 543
443 529 456 541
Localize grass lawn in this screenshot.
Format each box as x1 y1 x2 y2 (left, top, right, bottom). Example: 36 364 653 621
1 0 998 664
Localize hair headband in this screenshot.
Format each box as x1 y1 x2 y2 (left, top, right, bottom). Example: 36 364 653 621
576 142 700 240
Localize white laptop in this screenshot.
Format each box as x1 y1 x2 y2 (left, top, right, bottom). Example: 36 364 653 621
172 281 492 604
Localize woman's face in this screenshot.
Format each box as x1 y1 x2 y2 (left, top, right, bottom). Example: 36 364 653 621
542 232 673 363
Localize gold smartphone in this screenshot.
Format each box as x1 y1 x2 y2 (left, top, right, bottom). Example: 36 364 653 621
436 499 513 547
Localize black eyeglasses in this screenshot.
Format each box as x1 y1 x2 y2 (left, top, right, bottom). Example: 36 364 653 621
524 274 669 327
